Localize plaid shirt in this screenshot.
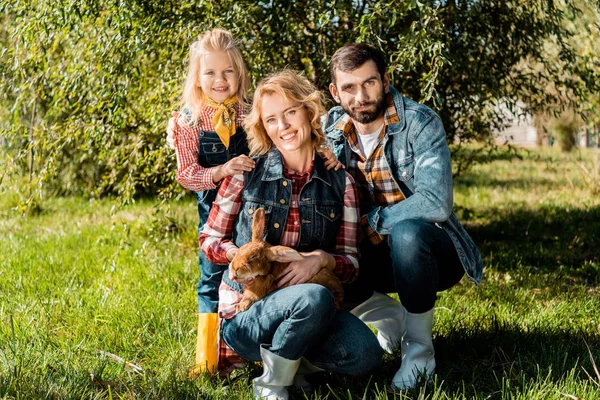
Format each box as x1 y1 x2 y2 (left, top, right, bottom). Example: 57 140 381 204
173 103 245 192
199 162 360 372
334 94 405 243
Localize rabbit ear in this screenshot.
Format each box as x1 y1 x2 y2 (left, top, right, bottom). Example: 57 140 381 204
267 246 304 262
251 208 266 242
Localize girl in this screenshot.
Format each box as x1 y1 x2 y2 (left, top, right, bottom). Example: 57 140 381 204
172 28 255 374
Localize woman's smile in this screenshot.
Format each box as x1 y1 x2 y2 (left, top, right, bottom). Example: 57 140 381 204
260 92 313 157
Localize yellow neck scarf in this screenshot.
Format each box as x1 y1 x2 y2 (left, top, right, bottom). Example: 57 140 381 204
203 95 238 149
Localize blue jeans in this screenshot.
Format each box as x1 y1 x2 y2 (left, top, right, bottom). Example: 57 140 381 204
221 284 383 376
196 189 223 313
344 219 465 314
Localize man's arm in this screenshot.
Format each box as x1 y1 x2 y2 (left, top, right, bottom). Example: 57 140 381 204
365 115 453 236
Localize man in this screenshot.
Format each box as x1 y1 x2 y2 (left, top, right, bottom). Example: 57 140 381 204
324 43 483 390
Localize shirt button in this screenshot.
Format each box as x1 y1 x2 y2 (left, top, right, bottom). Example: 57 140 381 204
292 201 296 206
294 221 298 226
274 223 280 229
248 208 254 215
280 199 286 205
330 212 335 218
283 181 288 186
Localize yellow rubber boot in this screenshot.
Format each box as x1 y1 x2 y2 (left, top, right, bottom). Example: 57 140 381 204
189 313 219 377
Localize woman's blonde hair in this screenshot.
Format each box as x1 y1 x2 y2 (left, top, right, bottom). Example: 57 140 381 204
181 28 249 123
244 70 328 157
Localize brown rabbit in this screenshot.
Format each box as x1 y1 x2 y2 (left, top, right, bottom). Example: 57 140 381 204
228 208 344 312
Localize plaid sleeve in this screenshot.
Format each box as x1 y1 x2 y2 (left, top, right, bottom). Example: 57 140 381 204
174 115 218 192
199 174 244 264
331 171 360 283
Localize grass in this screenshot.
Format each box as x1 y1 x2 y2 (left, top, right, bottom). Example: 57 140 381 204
1 146 600 399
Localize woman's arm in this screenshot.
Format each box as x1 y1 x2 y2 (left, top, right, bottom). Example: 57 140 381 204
329 171 360 283
276 171 360 287
199 174 244 265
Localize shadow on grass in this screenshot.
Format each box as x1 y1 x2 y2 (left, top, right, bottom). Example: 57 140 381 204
311 326 600 399
436 325 600 396
463 205 600 283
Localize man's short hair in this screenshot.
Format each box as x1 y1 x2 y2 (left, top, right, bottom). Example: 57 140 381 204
329 43 387 85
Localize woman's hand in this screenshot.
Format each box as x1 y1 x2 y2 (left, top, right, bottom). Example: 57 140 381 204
322 149 344 171
213 155 256 183
276 250 335 288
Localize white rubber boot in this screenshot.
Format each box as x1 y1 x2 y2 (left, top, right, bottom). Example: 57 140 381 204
293 357 324 393
253 345 301 400
391 307 435 390
350 292 406 353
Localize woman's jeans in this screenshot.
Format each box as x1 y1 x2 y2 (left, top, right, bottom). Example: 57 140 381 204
344 219 465 314
221 284 383 376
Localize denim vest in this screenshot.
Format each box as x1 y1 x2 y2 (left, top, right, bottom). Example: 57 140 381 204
194 126 250 228
222 148 346 292
325 87 483 285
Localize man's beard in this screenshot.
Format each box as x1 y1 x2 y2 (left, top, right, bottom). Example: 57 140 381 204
342 92 386 124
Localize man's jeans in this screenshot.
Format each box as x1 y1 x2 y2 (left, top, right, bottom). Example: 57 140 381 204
345 219 465 314
221 284 384 376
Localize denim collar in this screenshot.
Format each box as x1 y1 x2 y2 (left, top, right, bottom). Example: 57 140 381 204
326 86 407 137
261 147 333 186
386 86 406 136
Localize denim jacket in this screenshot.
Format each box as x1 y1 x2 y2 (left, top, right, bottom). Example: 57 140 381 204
324 86 483 285
222 147 346 292
232 148 345 252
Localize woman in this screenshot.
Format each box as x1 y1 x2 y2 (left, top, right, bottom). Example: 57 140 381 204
199 70 383 399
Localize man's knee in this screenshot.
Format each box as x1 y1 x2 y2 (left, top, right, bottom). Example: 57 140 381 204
390 219 429 248
389 219 431 262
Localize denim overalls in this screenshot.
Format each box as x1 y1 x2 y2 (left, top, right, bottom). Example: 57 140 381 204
196 126 249 312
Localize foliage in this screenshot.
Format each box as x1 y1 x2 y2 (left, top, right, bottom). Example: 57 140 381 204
1 0 600 203
2 147 600 398
529 0 600 152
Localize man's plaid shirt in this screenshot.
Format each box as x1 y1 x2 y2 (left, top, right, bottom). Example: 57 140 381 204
333 94 406 243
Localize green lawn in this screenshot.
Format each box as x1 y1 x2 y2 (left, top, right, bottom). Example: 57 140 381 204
1 147 599 399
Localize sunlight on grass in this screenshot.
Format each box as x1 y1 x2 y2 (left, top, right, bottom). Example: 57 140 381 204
1 147 599 399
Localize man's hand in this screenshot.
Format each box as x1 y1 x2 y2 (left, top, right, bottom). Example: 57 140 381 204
166 111 179 149
212 155 256 183
322 148 344 171
275 250 335 288
361 214 384 245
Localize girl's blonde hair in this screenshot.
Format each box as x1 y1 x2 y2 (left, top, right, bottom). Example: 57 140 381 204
244 70 328 157
181 28 249 123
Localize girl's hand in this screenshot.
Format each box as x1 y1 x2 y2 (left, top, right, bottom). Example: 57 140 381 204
275 250 335 288
166 111 179 149
226 248 239 261
213 155 256 183
322 149 344 171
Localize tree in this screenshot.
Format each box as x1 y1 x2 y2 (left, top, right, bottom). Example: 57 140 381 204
1 0 599 203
